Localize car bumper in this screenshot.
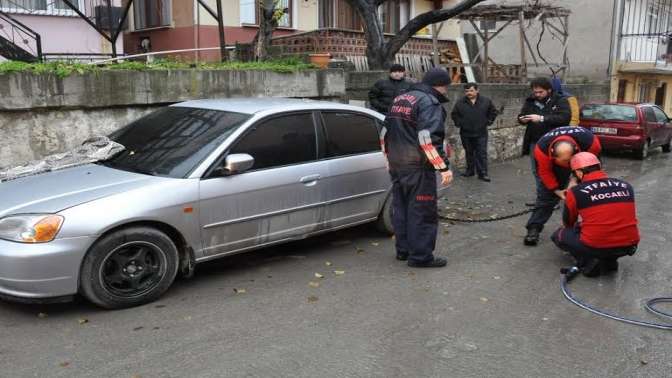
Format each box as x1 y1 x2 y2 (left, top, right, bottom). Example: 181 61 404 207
0 236 95 300
596 134 645 150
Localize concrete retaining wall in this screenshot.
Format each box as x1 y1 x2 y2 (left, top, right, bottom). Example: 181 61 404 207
0 69 345 167
0 69 609 169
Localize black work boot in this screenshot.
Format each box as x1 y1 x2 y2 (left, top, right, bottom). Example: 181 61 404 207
524 227 541 246
601 259 619 274
408 257 447 268
396 252 409 261
581 259 601 277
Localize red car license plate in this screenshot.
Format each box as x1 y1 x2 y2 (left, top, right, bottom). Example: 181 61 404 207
591 127 618 135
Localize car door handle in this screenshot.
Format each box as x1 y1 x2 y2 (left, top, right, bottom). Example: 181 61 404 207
300 174 321 184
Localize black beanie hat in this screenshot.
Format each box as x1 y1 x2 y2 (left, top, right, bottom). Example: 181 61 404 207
422 68 452 86
389 64 406 72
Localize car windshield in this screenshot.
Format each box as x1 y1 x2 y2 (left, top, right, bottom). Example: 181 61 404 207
101 107 250 178
581 104 638 122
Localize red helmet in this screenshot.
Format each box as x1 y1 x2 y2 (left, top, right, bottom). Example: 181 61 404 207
570 152 601 171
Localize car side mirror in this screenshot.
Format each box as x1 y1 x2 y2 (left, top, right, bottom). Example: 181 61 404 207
216 153 255 176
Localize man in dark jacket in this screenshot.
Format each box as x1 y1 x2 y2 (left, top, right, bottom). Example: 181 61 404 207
451 83 498 182
381 68 454 268
519 77 572 155
551 152 639 277
524 126 601 246
519 77 572 206
369 64 411 115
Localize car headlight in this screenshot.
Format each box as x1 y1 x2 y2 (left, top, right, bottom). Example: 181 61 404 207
0 215 64 243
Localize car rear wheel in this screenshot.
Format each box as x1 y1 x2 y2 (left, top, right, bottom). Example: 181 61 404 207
663 139 671 153
635 141 650 160
80 227 179 309
375 195 394 235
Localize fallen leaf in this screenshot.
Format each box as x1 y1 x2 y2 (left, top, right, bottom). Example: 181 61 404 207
233 288 246 294
78 318 89 325
314 273 324 279
184 316 192 321
493 276 501 280
308 281 320 288
480 297 489 303
155 304 166 308
371 242 379 247
640 359 649 365
133 326 144 331
333 270 345 276
37 313 48 319
325 261 332 266
307 295 319 303
59 361 70 368
356 247 365 254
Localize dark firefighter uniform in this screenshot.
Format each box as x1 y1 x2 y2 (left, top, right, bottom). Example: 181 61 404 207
381 80 450 266
527 127 602 238
552 170 640 275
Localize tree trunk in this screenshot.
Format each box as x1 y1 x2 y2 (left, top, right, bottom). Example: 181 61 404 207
347 0 486 70
255 0 279 61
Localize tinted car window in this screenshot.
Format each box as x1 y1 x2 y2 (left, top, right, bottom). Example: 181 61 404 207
653 107 669 123
321 112 381 157
643 107 657 122
580 104 637 121
104 107 250 178
230 113 317 170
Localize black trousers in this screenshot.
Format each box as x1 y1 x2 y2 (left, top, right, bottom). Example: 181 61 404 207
526 164 570 231
551 226 637 268
461 134 488 177
390 169 438 264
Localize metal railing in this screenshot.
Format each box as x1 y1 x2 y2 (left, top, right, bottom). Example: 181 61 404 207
0 7 41 61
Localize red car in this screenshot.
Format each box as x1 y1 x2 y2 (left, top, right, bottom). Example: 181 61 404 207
580 102 672 159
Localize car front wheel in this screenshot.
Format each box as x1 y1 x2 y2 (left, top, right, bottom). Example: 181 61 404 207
80 227 179 309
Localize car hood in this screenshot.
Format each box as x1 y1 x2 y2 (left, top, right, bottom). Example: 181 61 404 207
0 164 165 217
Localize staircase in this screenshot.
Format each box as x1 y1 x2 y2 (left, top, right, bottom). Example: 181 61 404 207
0 10 42 62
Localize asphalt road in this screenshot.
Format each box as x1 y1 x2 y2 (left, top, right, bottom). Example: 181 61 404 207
2 150 672 378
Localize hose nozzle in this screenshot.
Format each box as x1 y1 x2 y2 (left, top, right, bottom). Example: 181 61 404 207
561 266 580 282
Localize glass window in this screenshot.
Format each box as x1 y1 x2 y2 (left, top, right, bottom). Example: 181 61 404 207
240 0 256 24
240 0 293 27
230 113 317 170
103 107 250 178
580 104 638 122
653 107 669 123
643 107 657 122
321 112 380 157
2 0 78 14
134 0 171 30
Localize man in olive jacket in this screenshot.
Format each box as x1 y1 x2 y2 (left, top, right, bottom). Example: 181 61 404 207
451 83 498 181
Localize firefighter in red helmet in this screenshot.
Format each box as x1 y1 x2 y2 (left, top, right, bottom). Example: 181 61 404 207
551 152 640 277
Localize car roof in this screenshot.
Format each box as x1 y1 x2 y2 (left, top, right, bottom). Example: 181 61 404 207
171 97 383 118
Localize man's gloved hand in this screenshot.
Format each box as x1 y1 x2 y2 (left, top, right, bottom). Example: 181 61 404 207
440 170 453 186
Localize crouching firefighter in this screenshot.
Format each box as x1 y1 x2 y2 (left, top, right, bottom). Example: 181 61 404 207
551 152 640 277
525 126 602 246
381 68 454 268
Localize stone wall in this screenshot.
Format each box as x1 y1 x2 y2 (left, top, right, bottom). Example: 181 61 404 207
346 71 610 168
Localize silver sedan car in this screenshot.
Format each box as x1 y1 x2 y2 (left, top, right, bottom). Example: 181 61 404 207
0 98 402 309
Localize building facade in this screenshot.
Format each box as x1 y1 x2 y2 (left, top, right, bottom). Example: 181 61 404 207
0 0 124 61
460 0 616 82
122 0 461 62
611 0 672 115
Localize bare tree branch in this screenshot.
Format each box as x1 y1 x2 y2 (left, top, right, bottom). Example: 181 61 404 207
386 0 487 58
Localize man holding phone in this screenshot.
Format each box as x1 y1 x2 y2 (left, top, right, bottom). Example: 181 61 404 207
519 77 572 205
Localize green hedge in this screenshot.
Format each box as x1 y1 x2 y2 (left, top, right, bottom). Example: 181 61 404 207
0 58 317 78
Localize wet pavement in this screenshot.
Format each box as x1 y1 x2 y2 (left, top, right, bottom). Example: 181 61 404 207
1 150 671 377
